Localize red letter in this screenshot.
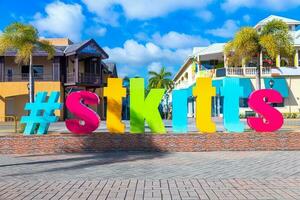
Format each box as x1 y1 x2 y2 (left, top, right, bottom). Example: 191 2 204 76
247 89 283 132
65 91 100 134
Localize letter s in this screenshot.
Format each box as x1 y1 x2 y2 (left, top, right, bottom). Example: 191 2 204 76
65 91 100 134
247 89 284 132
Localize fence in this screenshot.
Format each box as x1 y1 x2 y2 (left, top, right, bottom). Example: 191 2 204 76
0 116 19 134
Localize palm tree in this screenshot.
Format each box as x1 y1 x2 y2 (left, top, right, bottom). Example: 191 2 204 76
0 22 55 102
225 19 294 89
148 67 173 89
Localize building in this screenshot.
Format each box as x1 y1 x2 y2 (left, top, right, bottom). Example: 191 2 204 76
172 15 300 117
0 38 117 120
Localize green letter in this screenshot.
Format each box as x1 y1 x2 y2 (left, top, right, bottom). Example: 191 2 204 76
130 78 166 134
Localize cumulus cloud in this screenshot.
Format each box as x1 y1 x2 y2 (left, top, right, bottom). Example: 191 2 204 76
243 14 251 23
148 62 163 72
104 39 192 77
152 31 210 49
197 10 214 22
82 0 213 25
206 20 239 38
222 0 300 12
32 1 85 41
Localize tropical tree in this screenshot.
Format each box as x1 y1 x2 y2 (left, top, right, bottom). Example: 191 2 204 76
148 67 173 89
225 19 294 89
0 22 55 102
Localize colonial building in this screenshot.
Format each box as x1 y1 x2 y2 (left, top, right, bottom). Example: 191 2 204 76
0 38 117 120
172 15 300 117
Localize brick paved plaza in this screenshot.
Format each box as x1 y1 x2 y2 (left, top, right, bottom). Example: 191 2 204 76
0 151 299 199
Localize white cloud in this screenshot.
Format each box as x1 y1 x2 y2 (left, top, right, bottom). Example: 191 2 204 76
197 10 214 22
94 27 107 37
135 31 210 49
32 1 85 41
104 39 192 77
243 14 251 23
152 31 210 49
82 0 213 25
148 62 163 72
222 0 300 12
206 20 239 38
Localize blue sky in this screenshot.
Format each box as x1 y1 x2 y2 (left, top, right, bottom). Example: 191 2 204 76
0 0 300 78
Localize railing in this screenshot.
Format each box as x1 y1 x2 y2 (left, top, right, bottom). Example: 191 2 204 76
215 67 272 77
244 67 257 75
226 67 244 76
67 72 101 85
2 73 58 82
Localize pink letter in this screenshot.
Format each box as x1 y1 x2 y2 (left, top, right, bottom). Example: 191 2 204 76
247 89 283 132
65 91 100 134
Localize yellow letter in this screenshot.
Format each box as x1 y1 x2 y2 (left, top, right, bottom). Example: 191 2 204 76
104 78 126 133
193 77 216 133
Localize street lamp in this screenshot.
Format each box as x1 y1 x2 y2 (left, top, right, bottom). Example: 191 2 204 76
269 79 274 89
165 93 169 119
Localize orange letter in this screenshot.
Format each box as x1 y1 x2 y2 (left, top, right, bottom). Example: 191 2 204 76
104 78 126 133
193 77 216 133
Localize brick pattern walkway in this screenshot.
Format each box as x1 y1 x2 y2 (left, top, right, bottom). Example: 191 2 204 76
0 152 299 199
1 179 300 200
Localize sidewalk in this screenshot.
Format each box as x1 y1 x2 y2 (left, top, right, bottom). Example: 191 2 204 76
0 151 299 199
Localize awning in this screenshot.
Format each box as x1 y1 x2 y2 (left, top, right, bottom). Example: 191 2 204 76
239 78 254 98
263 78 289 97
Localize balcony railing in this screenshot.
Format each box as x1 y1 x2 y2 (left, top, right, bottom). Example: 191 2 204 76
1 73 59 82
215 67 272 77
67 72 101 85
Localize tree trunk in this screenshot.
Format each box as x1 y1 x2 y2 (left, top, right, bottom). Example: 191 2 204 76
256 51 262 90
29 54 34 103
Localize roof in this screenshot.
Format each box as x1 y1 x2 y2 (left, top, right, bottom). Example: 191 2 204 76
103 62 118 77
192 47 206 55
196 43 226 56
255 15 300 29
4 46 65 57
64 39 109 59
173 56 194 82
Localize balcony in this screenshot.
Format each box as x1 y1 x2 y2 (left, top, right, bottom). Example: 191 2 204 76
1 73 59 82
66 72 101 85
215 67 272 77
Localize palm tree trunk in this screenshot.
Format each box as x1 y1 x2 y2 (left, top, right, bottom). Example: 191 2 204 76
29 54 34 102
256 51 262 90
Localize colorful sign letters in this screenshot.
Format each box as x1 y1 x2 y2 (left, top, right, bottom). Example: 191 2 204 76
21 77 285 135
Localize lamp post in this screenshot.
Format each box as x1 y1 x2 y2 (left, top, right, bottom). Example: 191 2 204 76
165 93 169 119
269 79 274 89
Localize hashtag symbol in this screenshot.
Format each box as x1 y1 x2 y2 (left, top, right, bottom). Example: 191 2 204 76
20 92 62 135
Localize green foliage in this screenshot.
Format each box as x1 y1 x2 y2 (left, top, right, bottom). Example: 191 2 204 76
282 112 299 119
148 67 173 90
0 22 55 64
225 27 260 66
225 19 295 66
260 19 294 60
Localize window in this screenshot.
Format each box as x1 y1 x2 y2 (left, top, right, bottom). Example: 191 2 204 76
240 98 249 108
22 65 44 80
271 99 285 107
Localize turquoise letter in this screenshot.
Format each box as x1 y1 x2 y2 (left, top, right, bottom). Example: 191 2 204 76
220 78 244 132
172 89 192 133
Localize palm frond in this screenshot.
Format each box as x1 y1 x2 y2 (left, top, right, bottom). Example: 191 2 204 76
37 40 55 59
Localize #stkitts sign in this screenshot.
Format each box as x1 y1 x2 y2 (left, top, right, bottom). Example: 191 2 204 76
20 77 284 135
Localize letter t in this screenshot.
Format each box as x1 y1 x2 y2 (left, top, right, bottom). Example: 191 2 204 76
104 78 126 133
193 77 216 133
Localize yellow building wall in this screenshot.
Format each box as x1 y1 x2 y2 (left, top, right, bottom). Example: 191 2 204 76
0 82 63 120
